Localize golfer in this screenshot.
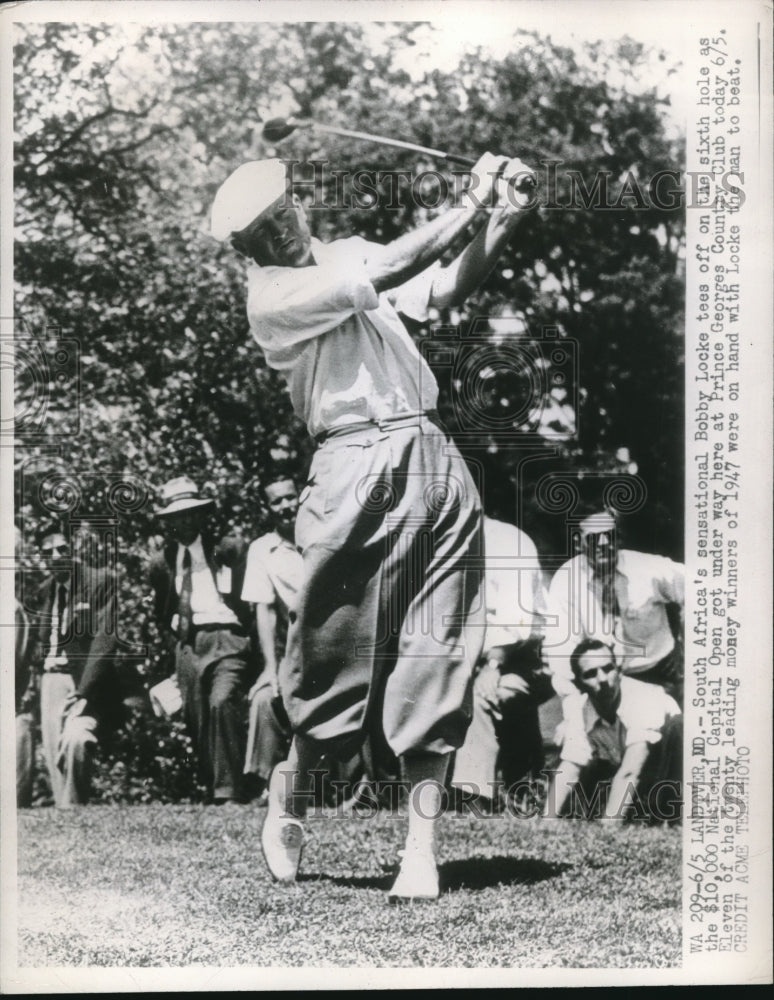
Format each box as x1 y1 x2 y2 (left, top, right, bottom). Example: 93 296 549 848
210 150 536 901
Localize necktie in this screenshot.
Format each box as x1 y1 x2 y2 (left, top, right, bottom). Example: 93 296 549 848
600 577 618 619
178 547 193 645
57 582 68 634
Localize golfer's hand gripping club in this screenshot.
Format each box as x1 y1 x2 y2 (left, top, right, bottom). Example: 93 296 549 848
497 157 539 213
464 153 537 212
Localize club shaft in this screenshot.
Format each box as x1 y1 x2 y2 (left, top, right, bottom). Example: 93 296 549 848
309 122 474 167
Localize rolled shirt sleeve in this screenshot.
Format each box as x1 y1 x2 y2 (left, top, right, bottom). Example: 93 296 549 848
386 262 441 324
241 538 276 605
557 714 594 768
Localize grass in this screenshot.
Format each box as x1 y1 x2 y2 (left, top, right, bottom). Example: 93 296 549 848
15 803 681 969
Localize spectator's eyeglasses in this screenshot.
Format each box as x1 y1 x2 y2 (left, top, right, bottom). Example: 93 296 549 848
580 663 617 681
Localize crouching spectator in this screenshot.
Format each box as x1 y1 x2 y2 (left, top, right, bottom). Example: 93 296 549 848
29 529 125 807
544 639 682 823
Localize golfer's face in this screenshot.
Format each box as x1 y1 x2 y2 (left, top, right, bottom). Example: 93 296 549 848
576 652 621 707
253 194 313 267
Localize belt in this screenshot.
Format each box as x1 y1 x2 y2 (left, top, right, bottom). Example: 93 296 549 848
314 410 443 446
186 622 247 638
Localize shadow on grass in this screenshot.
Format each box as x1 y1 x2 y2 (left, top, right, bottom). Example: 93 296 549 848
440 855 572 891
299 855 571 893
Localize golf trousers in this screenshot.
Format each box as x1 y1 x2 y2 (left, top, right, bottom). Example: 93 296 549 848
281 414 485 759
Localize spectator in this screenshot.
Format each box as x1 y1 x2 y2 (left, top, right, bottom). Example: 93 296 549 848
149 476 253 804
544 639 682 822
15 526 35 808
451 514 552 809
545 506 684 769
241 476 302 801
28 529 123 806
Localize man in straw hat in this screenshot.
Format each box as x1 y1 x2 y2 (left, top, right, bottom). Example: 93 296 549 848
210 151 537 899
149 476 252 803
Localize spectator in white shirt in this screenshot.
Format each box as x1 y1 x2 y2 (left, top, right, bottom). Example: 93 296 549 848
241 477 303 800
545 506 684 775
545 638 682 822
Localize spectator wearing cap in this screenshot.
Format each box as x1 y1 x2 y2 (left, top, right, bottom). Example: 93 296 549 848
25 528 124 806
149 476 253 803
544 639 682 821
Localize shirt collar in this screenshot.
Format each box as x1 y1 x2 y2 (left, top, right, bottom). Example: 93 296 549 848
583 550 629 583
248 237 328 278
267 530 296 553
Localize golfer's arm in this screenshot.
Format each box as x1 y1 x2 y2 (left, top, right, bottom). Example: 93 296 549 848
366 202 489 294
429 208 526 309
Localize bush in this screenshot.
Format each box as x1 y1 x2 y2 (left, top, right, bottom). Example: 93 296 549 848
90 706 205 804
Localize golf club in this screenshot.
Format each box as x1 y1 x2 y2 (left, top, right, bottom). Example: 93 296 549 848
262 116 476 166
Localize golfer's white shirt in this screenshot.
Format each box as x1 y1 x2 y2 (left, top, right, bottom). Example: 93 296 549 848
246 236 440 437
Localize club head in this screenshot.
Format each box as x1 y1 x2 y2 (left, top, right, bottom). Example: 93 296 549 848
262 118 298 143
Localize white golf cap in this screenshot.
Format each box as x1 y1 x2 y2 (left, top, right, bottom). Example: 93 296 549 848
210 159 287 241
